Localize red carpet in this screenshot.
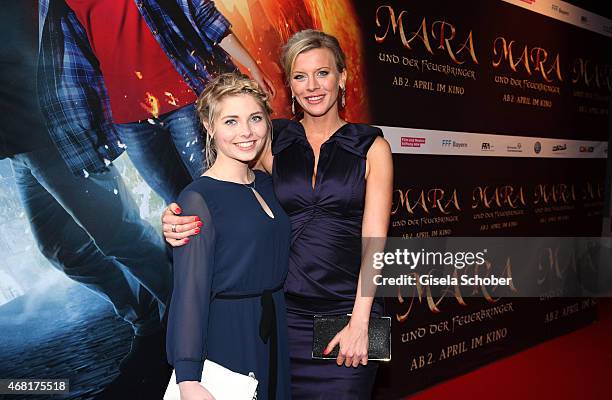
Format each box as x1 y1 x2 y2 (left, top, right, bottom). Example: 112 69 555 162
407 298 612 399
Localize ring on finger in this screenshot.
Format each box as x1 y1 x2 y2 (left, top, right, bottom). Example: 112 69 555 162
171 224 177 233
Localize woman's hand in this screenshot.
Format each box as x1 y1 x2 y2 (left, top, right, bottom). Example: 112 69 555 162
250 66 276 98
162 202 202 247
179 381 215 400
324 318 369 368
218 33 276 98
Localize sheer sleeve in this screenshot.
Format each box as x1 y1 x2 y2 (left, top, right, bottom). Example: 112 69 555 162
166 188 216 383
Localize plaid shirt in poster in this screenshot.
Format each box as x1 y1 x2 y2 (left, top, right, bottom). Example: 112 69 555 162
38 0 235 175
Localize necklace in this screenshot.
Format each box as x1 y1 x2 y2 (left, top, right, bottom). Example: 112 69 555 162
243 169 256 190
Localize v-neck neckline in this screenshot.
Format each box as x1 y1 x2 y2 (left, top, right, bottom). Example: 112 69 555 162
291 120 350 191
292 120 350 145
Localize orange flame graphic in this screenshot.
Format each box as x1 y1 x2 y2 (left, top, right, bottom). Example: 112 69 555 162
164 91 179 106
140 92 160 118
215 0 369 122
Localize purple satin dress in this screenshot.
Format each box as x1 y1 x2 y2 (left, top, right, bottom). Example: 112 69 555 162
271 119 384 400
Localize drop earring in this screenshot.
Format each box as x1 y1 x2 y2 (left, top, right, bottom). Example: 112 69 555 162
341 87 346 108
291 95 296 115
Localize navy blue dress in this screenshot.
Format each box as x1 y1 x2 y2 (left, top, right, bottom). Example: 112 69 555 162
166 170 291 400
272 119 384 400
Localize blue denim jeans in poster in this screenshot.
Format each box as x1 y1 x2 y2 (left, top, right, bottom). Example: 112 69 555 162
114 103 205 204
10 144 171 336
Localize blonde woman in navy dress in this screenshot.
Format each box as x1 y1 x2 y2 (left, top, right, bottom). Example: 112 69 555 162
166 73 291 400
164 30 393 399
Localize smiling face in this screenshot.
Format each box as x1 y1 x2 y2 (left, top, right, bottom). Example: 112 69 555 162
290 47 347 119
205 94 269 165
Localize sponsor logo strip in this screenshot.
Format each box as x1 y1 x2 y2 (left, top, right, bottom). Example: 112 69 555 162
502 0 612 38
380 125 608 158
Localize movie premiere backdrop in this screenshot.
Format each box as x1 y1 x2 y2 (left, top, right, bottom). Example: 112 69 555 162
0 0 610 399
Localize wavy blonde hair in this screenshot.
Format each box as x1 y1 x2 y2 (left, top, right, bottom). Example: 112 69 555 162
196 73 273 169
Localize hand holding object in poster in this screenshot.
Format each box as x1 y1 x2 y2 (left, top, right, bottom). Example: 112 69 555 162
217 33 276 98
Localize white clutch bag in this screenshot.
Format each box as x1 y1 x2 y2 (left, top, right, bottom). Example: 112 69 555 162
164 359 258 400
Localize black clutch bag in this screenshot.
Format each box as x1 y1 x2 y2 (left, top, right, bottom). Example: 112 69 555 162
311 315 391 361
